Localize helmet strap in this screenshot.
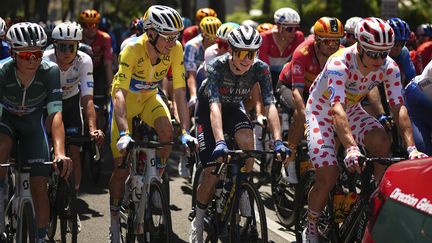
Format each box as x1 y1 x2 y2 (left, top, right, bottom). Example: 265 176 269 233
148 31 162 55
358 47 368 68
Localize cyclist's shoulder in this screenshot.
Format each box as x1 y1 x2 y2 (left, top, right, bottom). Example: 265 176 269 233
43 48 56 60
207 54 228 70
76 50 93 65
185 35 203 49
0 57 13 71
97 29 112 40
292 38 315 61
39 59 60 74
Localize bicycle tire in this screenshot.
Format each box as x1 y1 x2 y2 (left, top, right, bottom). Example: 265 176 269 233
295 170 316 242
58 177 78 243
190 165 203 213
144 180 172 243
119 202 136 243
20 201 36 243
229 180 268 243
47 174 59 241
161 170 170 205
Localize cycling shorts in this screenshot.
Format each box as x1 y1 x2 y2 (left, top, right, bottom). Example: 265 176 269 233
93 65 108 109
0 108 51 177
63 94 84 145
196 99 253 166
276 81 309 114
109 93 171 159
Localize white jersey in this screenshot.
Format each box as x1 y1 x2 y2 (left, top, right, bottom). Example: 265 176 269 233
120 34 140 52
43 49 94 99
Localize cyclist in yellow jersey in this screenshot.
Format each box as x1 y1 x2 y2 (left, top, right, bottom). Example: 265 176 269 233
108 5 196 242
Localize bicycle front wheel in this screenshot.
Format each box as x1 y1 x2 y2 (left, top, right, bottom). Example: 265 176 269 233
20 201 36 243
229 180 268 243
59 178 78 243
144 179 172 243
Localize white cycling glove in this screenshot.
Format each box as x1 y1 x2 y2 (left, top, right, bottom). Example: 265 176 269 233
257 115 267 126
188 95 197 108
407 146 428 159
343 146 363 171
116 135 132 152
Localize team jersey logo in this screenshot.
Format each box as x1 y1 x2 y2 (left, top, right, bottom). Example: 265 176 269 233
129 78 159 92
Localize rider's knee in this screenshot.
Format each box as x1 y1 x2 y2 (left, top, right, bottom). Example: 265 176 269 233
314 166 339 193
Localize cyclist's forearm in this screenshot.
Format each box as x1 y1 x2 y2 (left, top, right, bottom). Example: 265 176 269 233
332 102 357 148
113 88 129 132
392 104 416 147
82 95 97 132
293 88 306 123
174 88 191 130
265 104 282 141
104 60 114 91
51 111 66 156
366 86 385 116
187 72 197 98
210 102 224 142
252 84 264 116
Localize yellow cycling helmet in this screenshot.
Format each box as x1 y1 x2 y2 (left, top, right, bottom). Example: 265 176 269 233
200 16 222 39
257 23 274 33
196 8 217 23
313 17 344 38
79 9 101 24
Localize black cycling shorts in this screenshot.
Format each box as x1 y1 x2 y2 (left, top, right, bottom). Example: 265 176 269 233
62 93 84 145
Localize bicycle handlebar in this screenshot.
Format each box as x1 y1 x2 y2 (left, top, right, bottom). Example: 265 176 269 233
358 156 406 167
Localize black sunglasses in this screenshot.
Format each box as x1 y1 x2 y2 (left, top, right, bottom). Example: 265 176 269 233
361 46 389 59
56 43 78 53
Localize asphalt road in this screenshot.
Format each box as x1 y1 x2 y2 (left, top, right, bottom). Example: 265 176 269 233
48 147 297 243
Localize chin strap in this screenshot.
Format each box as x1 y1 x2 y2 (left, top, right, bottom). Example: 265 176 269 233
358 48 368 68
148 32 162 55
230 55 241 72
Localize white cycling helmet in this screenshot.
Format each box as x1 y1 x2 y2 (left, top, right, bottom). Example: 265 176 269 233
143 5 183 33
228 25 262 50
6 22 47 48
345 17 362 34
52 22 82 41
0 17 6 37
355 17 394 50
216 22 240 41
241 19 258 29
274 8 300 26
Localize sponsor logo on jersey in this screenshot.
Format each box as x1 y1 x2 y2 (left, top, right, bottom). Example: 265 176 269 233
161 55 171 65
129 78 158 92
87 82 94 88
137 57 145 67
327 70 344 77
66 77 78 83
293 63 302 74
120 62 130 67
154 69 167 80
52 88 63 94
328 86 335 100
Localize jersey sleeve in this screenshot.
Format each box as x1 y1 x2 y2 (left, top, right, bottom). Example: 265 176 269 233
45 65 63 115
184 42 199 72
79 52 94 97
399 47 416 83
326 57 350 106
256 61 276 106
103 33 113 62
278 62 291 84
171 43 186 90
383 59 404 107
112 45 136 91
205 60 223 104
291 49 308 89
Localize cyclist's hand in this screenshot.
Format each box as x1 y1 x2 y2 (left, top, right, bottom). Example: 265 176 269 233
212 140 228 163
344 146 364 174
274 140 290 164
53 155 73 179
188 95 197 108
377 113 392 131
181 130 198 145
407 146 428 159
257 115 267 127
90 129 105 146
116 135 133 154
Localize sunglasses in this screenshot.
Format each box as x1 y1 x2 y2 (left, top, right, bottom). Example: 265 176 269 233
216 39 228 50
233 49 257 60
317 37 341 46
82 23 97 28
14 50 43 61
361 46 390 59
394 41 407 47
283 26 298 32
55 43 78 53
158 32 179 42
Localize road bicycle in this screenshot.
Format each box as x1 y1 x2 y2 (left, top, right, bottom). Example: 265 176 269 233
47 137 99 243
190 149 274 243
119 140 173 243
295 156 405 243
1 159 60 243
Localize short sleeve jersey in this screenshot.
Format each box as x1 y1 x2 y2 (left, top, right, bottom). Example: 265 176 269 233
278 37 322 91
411 59 432 99
112 33 186 99
259 29 305 73
184 34 205 72
199 53 275 106
89 29 113 67
44 49 94 99
0 59 62 116
308 44 404 109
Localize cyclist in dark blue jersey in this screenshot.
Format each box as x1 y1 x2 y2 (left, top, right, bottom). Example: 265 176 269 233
388 18 416 87
0 17 9 60
189 25 291 242
0 22 72 243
